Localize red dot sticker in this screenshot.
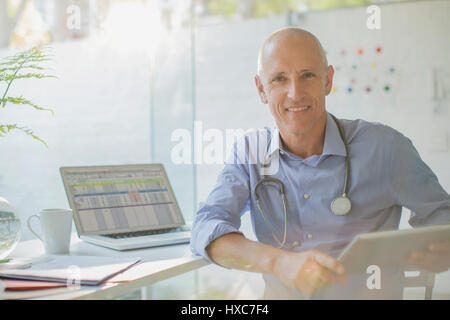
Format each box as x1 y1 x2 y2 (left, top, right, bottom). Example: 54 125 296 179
357 48 363 55
376 46 382 53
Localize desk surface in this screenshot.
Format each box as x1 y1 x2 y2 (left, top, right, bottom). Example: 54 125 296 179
4 233 209 300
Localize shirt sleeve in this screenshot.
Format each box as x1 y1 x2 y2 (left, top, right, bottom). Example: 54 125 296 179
389 131 450 226
190 160 251 263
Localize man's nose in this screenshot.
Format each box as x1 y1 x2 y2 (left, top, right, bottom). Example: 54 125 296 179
287 78 304 100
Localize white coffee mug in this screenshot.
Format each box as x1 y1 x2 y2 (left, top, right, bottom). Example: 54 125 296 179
27 209 73 254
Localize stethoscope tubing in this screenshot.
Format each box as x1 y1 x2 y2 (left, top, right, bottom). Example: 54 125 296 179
254 113 351 248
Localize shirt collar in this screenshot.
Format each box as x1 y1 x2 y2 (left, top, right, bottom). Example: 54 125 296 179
266 112 347 160
322 112 347 157
267 127 281 158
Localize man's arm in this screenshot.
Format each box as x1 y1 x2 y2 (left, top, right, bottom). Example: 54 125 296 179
389 131 450 273
206 233 280 274
207 233 347 295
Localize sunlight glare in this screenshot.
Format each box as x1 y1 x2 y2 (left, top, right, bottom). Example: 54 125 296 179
102 1 163 55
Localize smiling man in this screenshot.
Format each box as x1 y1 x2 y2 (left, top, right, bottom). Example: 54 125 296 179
255 28 331 159
190 27 450 299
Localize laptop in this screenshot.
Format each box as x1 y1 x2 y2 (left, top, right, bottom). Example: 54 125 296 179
60 164 191 251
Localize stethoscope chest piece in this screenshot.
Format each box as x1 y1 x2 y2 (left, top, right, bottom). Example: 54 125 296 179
330 195 352 216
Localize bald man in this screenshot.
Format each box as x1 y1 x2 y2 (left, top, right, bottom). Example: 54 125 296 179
190 27 450 299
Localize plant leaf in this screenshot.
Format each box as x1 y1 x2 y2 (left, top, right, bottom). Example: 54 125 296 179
0 96 54 115
0 64 45 73
0 45 55 147
0 124 48 148
1 73 56 81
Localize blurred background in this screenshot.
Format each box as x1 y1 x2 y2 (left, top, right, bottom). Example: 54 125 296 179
0 0 449 299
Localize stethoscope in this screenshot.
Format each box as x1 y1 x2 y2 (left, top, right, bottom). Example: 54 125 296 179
254 114 351 248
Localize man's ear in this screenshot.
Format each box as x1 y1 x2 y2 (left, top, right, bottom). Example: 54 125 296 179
325 65 334 96
255 75 268 104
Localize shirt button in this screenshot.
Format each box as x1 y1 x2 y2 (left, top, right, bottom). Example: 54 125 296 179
307 233 313 240
303 193 310 199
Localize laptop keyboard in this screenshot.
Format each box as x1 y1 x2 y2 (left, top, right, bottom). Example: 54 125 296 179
105 228 177 239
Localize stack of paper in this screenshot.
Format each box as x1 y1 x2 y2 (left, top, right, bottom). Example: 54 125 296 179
0 255 141 299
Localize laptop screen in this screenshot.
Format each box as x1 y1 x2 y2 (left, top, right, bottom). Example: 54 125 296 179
60 164 185 236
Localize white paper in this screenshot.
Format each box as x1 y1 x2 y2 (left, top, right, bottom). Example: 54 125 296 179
0 255 141 285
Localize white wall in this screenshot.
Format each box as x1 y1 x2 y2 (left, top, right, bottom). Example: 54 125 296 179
301 0 450 194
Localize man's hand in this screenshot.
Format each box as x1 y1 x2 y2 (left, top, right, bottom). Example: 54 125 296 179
408 241 450 273
272 250 347 296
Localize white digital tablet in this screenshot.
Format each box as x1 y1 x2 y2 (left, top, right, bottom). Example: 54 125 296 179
337 224 450 274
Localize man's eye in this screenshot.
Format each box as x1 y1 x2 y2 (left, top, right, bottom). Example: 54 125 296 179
303 72 315 79
272 76 286 82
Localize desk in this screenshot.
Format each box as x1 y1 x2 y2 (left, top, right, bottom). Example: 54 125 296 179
5 233 210 300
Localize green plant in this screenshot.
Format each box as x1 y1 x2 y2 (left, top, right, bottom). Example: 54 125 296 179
254 0 297 18
0 46 55 147
206 0 237 19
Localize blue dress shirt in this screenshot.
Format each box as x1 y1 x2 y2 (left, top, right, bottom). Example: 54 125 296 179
190 112 450 299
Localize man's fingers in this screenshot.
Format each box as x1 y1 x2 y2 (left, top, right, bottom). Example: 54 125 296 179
408 250 434 266
313 252 345 275
408 258 448 273
294 265 321 296
304 262 341 294
333 274 348 284
291 251 348 296
409 251 427 260
428 241 450 252
317 269 333 285
407 250 450 273
310 264 332 286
